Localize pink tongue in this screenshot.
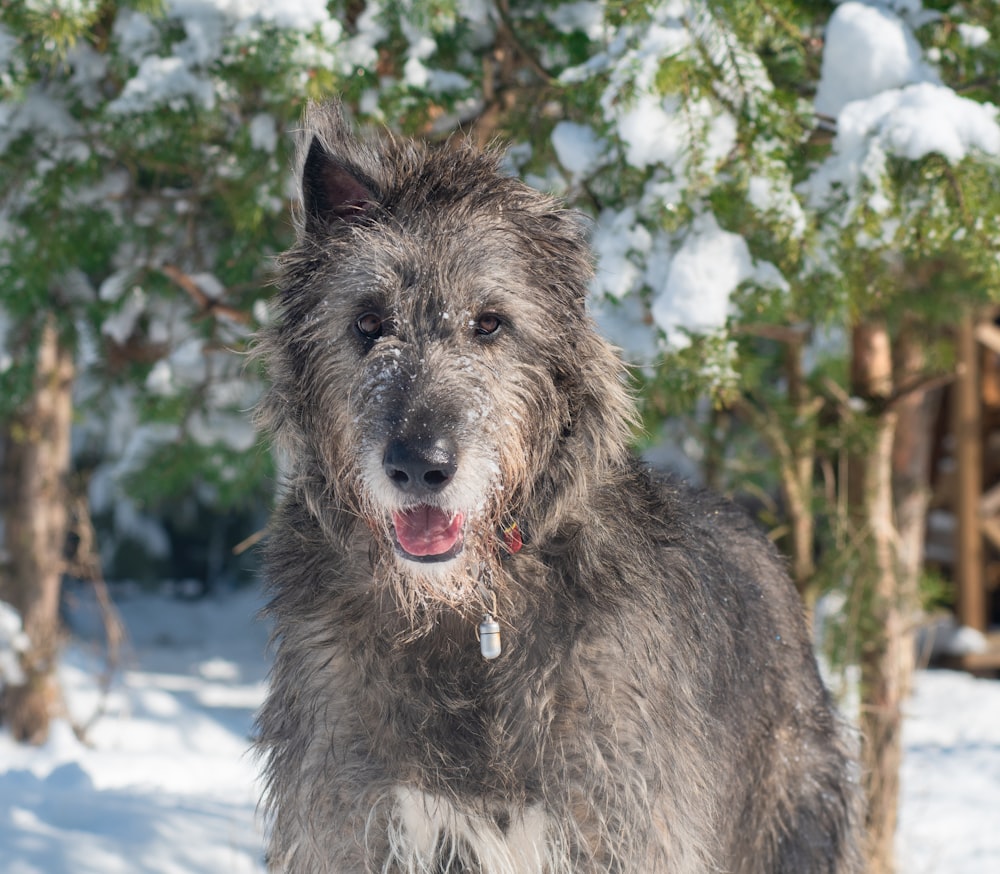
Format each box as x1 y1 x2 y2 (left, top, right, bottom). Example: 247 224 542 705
392 506 464 557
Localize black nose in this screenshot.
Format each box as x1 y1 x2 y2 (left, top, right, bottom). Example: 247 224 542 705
383 437 458 494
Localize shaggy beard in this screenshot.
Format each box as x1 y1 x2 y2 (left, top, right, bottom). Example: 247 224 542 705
360 493 513 643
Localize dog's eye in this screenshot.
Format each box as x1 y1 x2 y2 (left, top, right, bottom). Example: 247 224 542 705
356 312 383 339
475 314 502 337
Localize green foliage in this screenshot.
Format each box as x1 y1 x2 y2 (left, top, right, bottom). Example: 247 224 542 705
635 331 741 433
3 0 1000 601
0 0 342 571
124 437 274 512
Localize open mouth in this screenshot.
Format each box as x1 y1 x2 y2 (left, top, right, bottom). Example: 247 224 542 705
391 505 465 563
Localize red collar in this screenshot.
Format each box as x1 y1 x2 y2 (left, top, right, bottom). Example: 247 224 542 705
500 521 523 555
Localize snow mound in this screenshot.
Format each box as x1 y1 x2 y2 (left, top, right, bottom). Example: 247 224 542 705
815 1 935 117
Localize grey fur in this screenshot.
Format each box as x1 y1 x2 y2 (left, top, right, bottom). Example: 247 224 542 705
253 102 862 874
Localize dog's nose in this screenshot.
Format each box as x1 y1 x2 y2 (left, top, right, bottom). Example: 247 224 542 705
383 438 458 494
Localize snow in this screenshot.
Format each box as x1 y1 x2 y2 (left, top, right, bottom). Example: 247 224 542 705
2 586 999 873
649 211 785 349
958 23 990 49
0 92 88 163
941 625 990 657
5 0 1000 863
616 92 688 170
1 586 269 874
104 0 349 115
875 83 1000 162
248 113 277 154
25 0 100 15
747 171 807 239
899 670 1000 873
607 19 692 97
814 1 935 118
167 0 333 43
0 24 17 69
109 56 216 114
339 1 386 72
590 206 652 301
0 601 28 687
97 270 131 304
650 212 749 347
190 272 225 300
551 121 605 178
556 0 999 352
112 10 160 64
837 82 1000 166
805 81 1000 215
0 306 13 374
592 291 662 368
101 286 147 345
401 22 438 89
545 0 607 40
805 1 1000 221
613 91 735 175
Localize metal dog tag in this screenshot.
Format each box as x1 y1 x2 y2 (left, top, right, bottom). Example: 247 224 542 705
479 615 501 660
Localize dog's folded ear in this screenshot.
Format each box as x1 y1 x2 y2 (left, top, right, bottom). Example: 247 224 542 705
302 136 376 235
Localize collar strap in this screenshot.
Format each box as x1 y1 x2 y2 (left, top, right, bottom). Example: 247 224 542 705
500 521 523 555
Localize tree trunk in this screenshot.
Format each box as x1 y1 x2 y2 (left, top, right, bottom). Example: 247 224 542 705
849 320 903 874
892 323 941 617
0 317 74 743
733 327 821 605
782 331 818 604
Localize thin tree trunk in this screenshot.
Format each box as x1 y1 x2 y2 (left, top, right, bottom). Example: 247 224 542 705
783 332 818 603
892 323 941 621
732 328 821 604
0 317 74 743
848 320 901 874
883 328 938 866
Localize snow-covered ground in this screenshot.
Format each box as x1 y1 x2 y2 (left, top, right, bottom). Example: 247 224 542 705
898 670 1000 873
2 586 999 874
0 588 268 874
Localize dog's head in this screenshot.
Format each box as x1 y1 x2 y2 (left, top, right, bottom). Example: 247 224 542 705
256 102 634 607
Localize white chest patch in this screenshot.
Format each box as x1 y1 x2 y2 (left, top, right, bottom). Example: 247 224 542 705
385 785 565 874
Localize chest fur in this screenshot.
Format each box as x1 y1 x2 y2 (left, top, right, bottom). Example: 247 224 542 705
386 786 570 874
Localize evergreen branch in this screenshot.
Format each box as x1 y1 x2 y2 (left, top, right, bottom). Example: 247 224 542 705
687 3 772 115
494 0 556 86
755 0 808 44
887 371 955 409
159 265 250 324
733 322 810 344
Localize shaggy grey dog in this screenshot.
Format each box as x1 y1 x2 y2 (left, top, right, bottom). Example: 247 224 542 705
253 102 861 874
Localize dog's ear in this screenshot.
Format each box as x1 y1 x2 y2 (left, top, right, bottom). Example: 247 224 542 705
302 136 376 235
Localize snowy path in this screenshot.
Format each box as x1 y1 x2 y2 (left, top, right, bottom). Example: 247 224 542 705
0 590 268 874
899 670 1000 873
2 588 999 873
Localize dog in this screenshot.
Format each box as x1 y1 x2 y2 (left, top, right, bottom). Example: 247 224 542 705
253 102 861 873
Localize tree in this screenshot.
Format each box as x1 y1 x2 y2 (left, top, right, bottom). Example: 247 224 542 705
4 3 1000 871
0 318 74 741
0 0 344 740
337 2 998 871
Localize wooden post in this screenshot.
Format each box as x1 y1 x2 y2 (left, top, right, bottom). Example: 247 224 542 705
953 314 985 632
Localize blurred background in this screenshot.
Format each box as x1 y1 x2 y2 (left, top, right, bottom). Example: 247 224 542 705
2 2 1000 873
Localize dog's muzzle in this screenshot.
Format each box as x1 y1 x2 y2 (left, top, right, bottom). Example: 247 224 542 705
382 436 458 495
383 437 465 562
